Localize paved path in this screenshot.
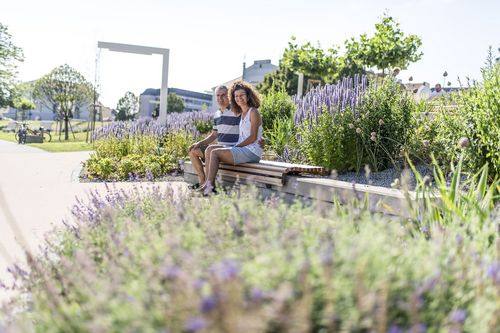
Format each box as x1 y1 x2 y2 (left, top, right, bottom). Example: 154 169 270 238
0 140 186 303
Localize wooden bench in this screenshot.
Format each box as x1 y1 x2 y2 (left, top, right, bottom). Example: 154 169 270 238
183 160 325 188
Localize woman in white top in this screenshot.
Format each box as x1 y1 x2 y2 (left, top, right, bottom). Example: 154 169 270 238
201 80 263 195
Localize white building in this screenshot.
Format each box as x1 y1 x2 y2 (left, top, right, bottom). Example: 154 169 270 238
211 59 277 110
139 87 213 117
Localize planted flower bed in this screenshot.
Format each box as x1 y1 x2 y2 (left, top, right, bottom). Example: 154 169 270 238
2 165 499 332
82 112 212 181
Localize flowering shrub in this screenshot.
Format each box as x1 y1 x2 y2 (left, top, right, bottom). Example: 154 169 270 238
424 62 500 179
296 76 417 172
3 165 499 332
84 116 201 180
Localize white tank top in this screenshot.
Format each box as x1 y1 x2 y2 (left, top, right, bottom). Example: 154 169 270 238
237 108 263 157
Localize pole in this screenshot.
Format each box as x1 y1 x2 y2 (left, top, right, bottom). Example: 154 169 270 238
158 50 170 126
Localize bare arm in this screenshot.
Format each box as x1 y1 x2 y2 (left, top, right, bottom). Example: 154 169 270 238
236 109 261 148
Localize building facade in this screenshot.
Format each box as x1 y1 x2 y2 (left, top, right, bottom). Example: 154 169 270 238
139 87 213 117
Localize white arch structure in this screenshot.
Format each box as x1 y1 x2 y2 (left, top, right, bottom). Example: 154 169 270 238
97 41 170 124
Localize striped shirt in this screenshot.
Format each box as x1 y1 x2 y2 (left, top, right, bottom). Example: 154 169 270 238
213 108 240 146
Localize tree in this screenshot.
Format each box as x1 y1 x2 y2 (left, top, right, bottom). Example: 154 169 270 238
116 91 139 121
12 97 35 120
0 22 24 108
167 92 184 113
347 13 423 75
258 13 422 95
33 64 93 140
258 37 342 95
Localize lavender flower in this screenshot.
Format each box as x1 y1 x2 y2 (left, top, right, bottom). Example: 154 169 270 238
486 262 499 282
450 309 466 323
200 295 217 313
184 317 207 332
211 259 240 281
388 326 403 333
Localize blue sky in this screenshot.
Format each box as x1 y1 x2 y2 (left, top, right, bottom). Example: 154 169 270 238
1 0 499 107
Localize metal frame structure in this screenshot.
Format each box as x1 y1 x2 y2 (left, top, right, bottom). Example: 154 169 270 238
97 41 170 124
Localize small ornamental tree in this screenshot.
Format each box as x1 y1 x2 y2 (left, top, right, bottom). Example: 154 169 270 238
116 91 139 121
12 97 35 120
258 37 341 95
33 64 94 140
347 13 423 75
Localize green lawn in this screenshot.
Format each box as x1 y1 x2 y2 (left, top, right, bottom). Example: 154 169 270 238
0 129 94 152
0 119 113 152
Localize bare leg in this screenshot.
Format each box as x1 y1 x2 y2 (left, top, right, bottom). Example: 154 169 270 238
201 145 223 186
188 148 205 184
206 148 235 189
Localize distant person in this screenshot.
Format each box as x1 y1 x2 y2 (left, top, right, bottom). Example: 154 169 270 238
416 82 432 101
430 83 445 99
200 81 264 195
391 67 406 89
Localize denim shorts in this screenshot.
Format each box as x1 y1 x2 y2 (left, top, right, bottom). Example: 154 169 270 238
230 146 261 164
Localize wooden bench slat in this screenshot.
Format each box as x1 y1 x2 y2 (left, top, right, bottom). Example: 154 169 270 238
236 160 325 175
220 164 285 177
219 169 283 187
222 163 287 173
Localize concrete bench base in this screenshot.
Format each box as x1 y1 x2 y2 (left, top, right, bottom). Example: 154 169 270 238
183 161 437 217
25 135 43 143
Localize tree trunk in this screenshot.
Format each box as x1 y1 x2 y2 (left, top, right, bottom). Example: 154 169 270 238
64 116 69 140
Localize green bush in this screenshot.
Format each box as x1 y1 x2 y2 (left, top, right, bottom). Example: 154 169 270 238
194 119 213 135
260 89 296 131
83 131 192 181
426 62 500 179
5 164 499 332
265 116 298 159
300 78 417 172
299 108 358 170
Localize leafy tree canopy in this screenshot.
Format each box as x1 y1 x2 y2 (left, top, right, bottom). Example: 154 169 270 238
13 96 35 111
167 92 185 113
346 13 423 75
258 13 423 95
0 22 24 107
258 38 341 95
116 91 139 121
33 64 94 139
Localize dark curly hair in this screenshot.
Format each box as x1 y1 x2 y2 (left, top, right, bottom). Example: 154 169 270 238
229 80 261 114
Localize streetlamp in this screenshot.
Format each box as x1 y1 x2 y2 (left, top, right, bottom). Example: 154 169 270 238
97 41 170 125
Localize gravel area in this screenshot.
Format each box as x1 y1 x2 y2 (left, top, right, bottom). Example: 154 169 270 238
331 164 435 190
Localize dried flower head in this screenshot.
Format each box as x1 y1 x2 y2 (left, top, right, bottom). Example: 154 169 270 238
356 128 362 134
422 175 432 187
348 123 354 129
379 119 384 126
457 137 469 148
